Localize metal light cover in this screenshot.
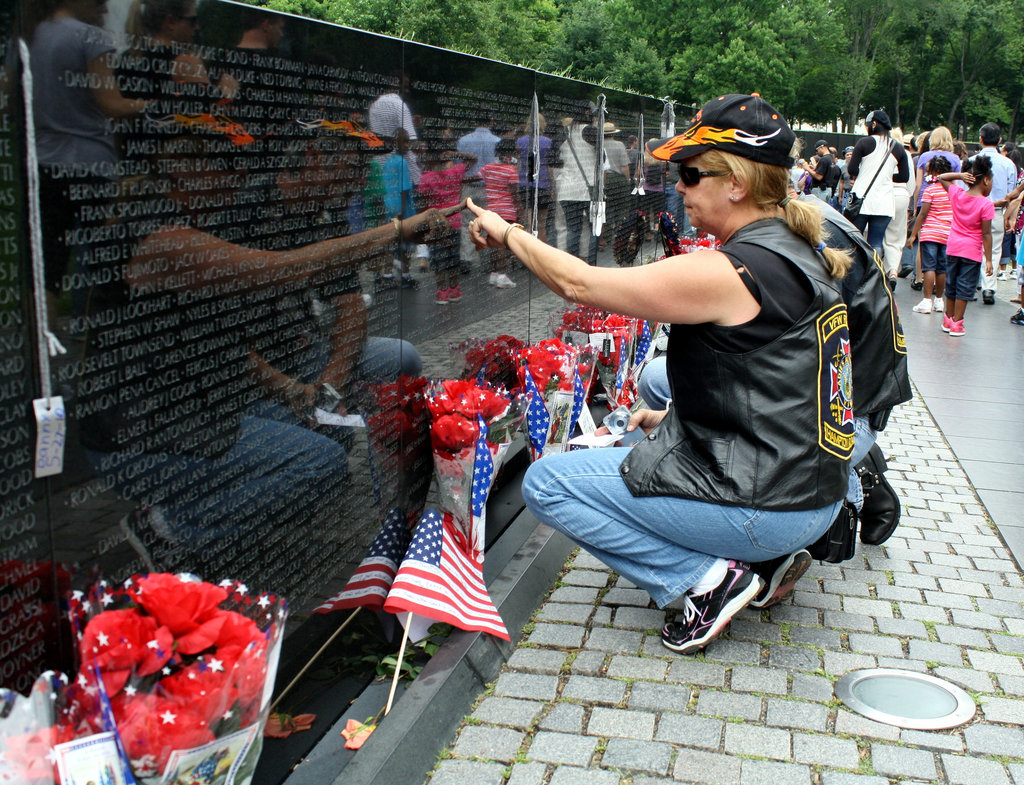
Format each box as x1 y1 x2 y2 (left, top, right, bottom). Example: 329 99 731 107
834 668 977 730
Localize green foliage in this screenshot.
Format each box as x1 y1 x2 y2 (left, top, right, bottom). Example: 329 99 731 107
234 0 1024 138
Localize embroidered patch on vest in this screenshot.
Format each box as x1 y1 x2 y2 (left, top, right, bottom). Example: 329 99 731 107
816 303 855 458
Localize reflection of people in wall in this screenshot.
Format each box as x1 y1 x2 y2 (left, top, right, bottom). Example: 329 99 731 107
27 0 148 322
517 112 553 243
418 141 477 304
555 117 599 264
247 131 422 430
457 116 500 268
77 128 455 579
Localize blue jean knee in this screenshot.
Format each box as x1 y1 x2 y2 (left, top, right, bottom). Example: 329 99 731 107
945 255 981 301
522 447 840 606
637 356 671 410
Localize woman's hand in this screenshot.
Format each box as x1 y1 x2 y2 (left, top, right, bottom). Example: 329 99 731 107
466 197 513 251
283 381 317 425
593 408 668 444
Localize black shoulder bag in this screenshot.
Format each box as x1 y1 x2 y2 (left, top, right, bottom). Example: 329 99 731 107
843 139 895 222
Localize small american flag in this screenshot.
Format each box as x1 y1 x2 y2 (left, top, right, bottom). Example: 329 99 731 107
383 510 509 640
635 320 653 366
569 367 585 435
523 366 550 458
468 417 494 553
314 507 410 613
615 334 629 400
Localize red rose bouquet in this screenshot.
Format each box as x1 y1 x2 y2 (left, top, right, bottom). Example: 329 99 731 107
517 339 594 459
425 380 525 552
57 573 287 785
450 335 525 391
589 314 638 410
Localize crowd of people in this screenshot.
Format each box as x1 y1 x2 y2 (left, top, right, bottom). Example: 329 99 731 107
795 114 1023 334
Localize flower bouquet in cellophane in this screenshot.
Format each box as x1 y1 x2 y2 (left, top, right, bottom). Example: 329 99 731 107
517 339 594 459
52 572 287 785
551 307 637 410
449 334 525 391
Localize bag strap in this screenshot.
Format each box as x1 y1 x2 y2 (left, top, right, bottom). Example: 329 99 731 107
858 139 895 199
565 132 594 193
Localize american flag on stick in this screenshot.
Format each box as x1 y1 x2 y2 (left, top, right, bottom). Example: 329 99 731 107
314 507 410 613
383 509 509 640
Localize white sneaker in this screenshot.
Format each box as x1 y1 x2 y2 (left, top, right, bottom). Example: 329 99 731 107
494 273 517 288
932 297 944 310
998 271 1008 281
488 272 500 286
912 298 932 314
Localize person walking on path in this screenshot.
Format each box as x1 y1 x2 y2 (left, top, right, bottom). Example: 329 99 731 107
467 94 853 655
972 122 1018 305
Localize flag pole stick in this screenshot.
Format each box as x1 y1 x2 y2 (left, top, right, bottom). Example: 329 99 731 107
384 612 413 716
270 607 361 714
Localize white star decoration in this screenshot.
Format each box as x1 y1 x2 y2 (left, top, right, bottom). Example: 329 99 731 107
208 658 224 673
96 632 109 647
258 595 271 609
160 710 177 724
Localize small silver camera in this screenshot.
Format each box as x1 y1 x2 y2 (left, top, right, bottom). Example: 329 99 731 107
602 405 631 436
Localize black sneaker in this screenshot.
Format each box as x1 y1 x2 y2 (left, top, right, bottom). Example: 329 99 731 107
983 290 996 305
749 550 812 608
1011 310 1024 326
661 561 763 654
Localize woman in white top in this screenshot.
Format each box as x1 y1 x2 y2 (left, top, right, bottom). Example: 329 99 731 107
847 109 911 255
555 119 599 264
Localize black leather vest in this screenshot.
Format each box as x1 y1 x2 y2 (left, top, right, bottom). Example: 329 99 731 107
620 218 852 511
818 202 911 427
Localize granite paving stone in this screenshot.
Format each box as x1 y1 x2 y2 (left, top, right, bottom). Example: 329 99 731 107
547 767 619 785
505 762 547 785
563 568 612 587
765 698 828 731
570 650 607 675
665 660 726 687
653 714 723 748
869 744 937 780
969 650 1024 676
471 697 546 728
701 639 761 664
737 759 811 785
584 628 643 654
788 626 843 649
539 703 585 734
933 665 995 693
494 672 560 701
792 733 860 769
508 648 571 674
848 633 904 656
627 682 691 712
834 710 901 741
730 665 788 694
822 611 877 631
526 732 599 766
980 696 1024 725
586 707 655 740
601 588 652 606
767 645 821 671
941 755 1011 785
791 673 835 702
694 690 762 721
430 760 507 785
452 726 526 762
899 730 963 752
907 639 965 665
672 749 741 785
934 624 992 649
963 724 1024 757
612 606 664 631
723 724 791 760
605 655 667 681
550 586 602 604
950 609 1004 630
539 603 597 624
561 675 627 705
598 738 672 774
528 623 587 648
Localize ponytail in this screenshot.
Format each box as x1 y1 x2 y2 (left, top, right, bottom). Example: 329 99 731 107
779 198 851 279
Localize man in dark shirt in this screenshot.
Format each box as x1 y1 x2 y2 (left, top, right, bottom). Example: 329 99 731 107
805 140 836 203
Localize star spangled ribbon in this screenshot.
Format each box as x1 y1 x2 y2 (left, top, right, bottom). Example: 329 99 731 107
471 416 493 523
522 366 550 457
635 320 653 366
569 367 585 435
614 335 628 399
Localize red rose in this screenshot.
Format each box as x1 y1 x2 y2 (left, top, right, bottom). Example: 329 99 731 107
129 573 228 639
157 659 234 725
79 608 174 695
114 693 216 775
212 610 261 650
431 414 478 451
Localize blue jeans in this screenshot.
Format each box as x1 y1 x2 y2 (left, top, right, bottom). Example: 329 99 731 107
920 241 947 275
639 356 872 507
87 415 346 550
522 447 840 606
561 201 599 264
851 213 891 257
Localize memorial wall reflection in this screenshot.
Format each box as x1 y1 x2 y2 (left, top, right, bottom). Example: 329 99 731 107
3 0 678 690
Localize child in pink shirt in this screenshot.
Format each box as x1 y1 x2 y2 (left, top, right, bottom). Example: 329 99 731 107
418 145 476 305
934 156 994 336
479 140 521 288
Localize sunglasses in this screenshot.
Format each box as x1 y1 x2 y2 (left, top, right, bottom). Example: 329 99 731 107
678 165 729 187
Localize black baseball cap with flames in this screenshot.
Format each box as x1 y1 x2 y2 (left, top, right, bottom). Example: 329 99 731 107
647 94 796 168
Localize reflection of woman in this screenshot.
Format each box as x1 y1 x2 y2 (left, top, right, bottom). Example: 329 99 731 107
517 113 552 242
27 0 147 319
469 94 853 654
555 118 598 264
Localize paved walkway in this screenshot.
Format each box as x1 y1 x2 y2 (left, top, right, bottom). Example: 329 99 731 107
423 276 1024 785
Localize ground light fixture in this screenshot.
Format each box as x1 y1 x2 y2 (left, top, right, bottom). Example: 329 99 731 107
834 668 977 730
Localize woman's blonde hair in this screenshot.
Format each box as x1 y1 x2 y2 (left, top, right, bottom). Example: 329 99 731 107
928 126 954 152
701 150 851 279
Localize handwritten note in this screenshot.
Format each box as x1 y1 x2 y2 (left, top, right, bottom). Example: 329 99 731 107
32 396 65 478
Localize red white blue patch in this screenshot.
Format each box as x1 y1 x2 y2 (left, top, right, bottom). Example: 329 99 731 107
817 303 855 459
